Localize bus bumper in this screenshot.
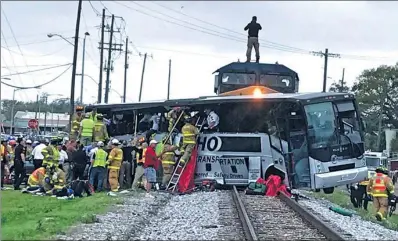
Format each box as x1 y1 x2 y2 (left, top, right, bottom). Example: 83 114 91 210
314 166 368 189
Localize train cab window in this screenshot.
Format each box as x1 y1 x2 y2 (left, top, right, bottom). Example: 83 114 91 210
221 73 256 85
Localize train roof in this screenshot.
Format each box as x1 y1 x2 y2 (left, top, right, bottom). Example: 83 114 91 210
213 62 299 80
86 92 354 113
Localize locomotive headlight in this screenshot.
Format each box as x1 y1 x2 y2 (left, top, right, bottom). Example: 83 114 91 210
253 87 262 98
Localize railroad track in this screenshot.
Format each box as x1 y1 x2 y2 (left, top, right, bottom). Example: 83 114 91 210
231 186 349 241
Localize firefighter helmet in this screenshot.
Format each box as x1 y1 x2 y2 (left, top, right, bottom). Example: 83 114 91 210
76 106 84 112
97 113 103 120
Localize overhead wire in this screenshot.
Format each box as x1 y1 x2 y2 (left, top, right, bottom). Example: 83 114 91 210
1 45 68 58
2 63 68 68
1 64 72 89
1 63 72 77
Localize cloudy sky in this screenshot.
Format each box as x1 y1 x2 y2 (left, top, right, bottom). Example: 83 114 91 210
1 1 397 104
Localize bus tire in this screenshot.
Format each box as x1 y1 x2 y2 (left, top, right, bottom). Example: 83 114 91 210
323 187 334 194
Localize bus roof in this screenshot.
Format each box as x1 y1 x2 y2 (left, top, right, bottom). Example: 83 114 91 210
86 92 355 113
213 62 299 79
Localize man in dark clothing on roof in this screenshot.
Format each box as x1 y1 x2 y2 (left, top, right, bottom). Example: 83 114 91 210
244 16 262 63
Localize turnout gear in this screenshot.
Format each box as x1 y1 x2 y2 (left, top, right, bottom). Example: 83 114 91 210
70 113 83 140
41 144 60 167
367 168 395 221
93 117 109 142
43 164 66 193
180 122 199 165
107 144 123 192
161 143 178 186
27 167 46 187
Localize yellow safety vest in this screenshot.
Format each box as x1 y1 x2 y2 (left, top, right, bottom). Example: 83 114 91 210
81 119 95 137
42 145 59 166
0 145 4 156
182 123 197 144
28 167 46 186
89 112 98 122
93 149 108 167
136 148 147 164
93 122 106 141
108 148 123 170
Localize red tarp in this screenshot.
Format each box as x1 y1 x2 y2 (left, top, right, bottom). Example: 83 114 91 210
258 175 291 197
177 146 198 193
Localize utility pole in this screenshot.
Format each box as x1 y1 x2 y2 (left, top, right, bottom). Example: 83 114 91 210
123 37 129 103
138 53 148 102
69 0 82 131
167 59 171 100
98 8 105 104
80 32 89 104
35 94 39 119
104 14 115 104
311 48 340 92
340 68 345 92
43 95 48 135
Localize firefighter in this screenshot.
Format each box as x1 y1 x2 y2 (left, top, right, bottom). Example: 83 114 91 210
166 107 189 133
27 167 46 187
41 138 60 168
179 117 199 165
107 139 123 192
367 166 395 221
132 140 147 190
89 108 98 122
70 106 84 140
160 136 178 187
79 113 95 146
93 114 109 143
89 141 108 192
43 164 66 195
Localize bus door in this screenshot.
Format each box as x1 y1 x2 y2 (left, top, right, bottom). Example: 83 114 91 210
287 111 311 189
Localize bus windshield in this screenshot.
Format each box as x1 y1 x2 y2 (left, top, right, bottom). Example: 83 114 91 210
365 157 380 167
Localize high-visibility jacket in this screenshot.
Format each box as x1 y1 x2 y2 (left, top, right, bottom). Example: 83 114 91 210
81 118 95 137
71 114 83 134
108 147 123 170
28 167 46 186
41 145 59 166
136 148 147 164
89 112 98 122
44 167 66 191
182 123 199 144
367 172 395 197
7 145 15 163
0 145 5 157
92 148 108 167
93 121 109 142
161 144 177 165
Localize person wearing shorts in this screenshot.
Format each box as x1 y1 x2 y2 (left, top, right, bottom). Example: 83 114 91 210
144 140 160 198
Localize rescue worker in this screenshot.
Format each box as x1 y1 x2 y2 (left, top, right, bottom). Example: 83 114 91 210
132 140 147 190
25 140 33 160
41 138 60 168
160 136 178 187
7 139 16 166
367 166 395 221
166 107 189 133
1 140 7 190
89 141 108 192
107 139 123 192
27 167 46 187
70 106 84 140
180 117 199 165
93 114 109 143
89 108 98 122
119 140 133 189
43 164 66 195
79 113 95 146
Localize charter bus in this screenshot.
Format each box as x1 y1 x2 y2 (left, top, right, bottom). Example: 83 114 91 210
86 91 368 194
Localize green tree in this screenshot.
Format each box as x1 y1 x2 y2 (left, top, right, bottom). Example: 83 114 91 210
328 80 350 92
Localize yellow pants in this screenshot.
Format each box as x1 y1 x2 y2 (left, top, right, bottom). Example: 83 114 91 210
373 196 388 218
180 144 195 164
108 169 120 192
162 164 175 186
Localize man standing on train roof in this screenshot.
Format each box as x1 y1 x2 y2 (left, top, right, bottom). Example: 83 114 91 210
244 16 262 63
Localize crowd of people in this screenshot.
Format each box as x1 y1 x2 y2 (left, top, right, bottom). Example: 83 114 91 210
0 105 220 199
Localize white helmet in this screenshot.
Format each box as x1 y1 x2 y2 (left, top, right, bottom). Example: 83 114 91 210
97 141 104 147
26 139 32 144
111 139 120 145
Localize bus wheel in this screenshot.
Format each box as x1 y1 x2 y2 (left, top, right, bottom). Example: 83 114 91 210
323 187 334 194
315 189 321 193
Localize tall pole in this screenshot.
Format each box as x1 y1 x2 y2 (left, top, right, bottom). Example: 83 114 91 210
138 53 148 102
98 8 105 104
123 37 129 103
51 105 54 133
322 48 329 93
10 89 16 135
44 96 48 135
167 59 171 100
69 0 83 131
340 68 345 92
80 35 86 104
35 94 39 119
104 14 115 104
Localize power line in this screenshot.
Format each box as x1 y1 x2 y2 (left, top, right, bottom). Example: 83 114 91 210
135 45 232 59
1 63 68 68
0 45 68 58
88 0 101 15
3 37 74 47
1 63 72 77
1 64 72 89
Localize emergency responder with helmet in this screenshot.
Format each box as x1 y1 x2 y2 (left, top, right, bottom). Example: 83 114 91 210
41 138 60 168
89 108 98 122
79 113 95 146
89 141 108 192
367 166 395 221
160 135 178 187
107 139 123 192
42 163 66 195
179 116 199 165
70 106 84 140
93 114 109 143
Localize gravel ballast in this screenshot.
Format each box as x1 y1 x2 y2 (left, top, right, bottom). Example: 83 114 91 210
299 196 398 240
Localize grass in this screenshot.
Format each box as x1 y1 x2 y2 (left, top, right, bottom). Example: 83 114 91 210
1 189 121 240
309 189 398 231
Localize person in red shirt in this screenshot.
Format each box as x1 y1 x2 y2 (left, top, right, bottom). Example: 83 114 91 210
144 140 160 197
